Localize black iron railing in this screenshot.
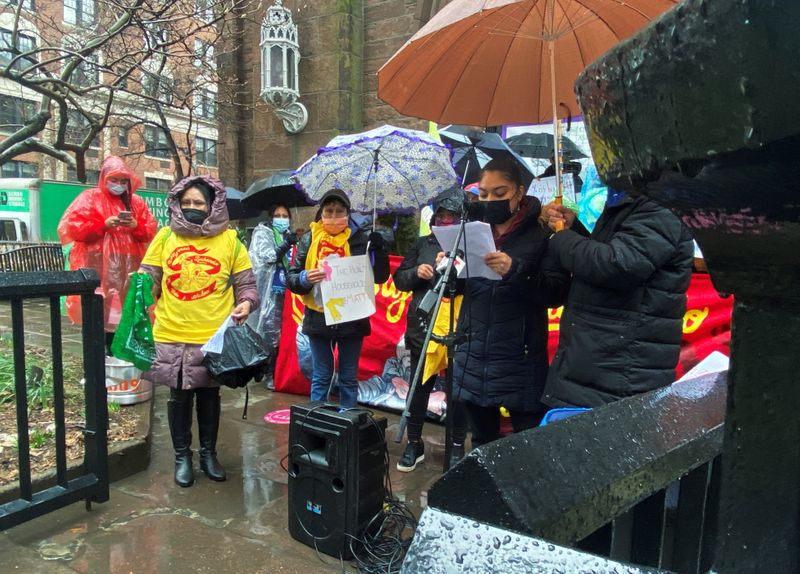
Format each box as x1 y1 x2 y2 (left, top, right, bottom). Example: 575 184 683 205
405 372 726 573
0 270 108 530
0 242 65 272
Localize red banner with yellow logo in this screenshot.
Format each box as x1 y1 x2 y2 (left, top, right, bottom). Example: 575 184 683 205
275 266 732 395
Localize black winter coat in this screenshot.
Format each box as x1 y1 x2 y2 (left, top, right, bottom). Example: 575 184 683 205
286 224 390 339
453 199 559 412
542 195 694 408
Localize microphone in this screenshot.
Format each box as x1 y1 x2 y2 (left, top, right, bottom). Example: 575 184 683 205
418 248 464 322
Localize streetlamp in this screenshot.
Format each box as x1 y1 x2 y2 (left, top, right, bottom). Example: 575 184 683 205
260 0 307 133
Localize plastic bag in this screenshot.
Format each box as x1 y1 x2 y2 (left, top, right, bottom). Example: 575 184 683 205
111 272 155 371
202 322 271 388
201 317 234 356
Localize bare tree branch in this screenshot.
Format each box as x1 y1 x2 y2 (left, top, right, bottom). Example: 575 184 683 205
0 0 254 181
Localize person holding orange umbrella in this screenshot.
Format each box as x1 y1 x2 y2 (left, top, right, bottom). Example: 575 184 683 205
540 188 694 408
378 0 678 203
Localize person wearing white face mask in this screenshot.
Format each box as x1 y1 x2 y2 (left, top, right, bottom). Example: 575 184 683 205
247 203 298 389
58 155 158 353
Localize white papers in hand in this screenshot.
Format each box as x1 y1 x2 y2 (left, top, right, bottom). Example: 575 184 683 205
432 221 502 280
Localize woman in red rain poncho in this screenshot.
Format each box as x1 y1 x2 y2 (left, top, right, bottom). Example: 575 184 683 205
58 156 158 346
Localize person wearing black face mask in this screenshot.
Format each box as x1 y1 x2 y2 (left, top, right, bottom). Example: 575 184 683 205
449 157 569 449
139 177 259 488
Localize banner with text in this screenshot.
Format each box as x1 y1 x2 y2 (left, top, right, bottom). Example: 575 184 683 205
275 270 733 411
527 174 577 205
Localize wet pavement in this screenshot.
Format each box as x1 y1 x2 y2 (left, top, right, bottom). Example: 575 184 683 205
0 385 449 573
0 298 85 354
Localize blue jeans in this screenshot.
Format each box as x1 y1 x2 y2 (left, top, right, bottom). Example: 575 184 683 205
308 336 363 408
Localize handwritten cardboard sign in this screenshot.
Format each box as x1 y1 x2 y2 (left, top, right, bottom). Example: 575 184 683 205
527 174 577 205
319 254 376 326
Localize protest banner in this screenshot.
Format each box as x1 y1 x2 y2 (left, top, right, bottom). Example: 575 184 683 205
319 254 376 326
275 267 733 413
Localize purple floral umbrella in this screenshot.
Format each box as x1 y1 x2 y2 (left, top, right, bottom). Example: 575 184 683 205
293 125 457 224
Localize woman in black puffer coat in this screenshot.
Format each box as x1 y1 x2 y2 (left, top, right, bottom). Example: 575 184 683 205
541 191 694 408
453 158 567 447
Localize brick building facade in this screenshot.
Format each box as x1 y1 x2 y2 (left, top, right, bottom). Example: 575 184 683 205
0 1 219 189
219 0 455 190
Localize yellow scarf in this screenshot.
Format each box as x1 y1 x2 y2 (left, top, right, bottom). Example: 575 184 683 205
303 221 351 312
423 295 463 382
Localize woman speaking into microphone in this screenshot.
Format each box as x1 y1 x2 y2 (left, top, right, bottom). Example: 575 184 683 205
453 157 566 448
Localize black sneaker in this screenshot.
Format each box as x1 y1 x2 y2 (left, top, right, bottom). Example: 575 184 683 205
397 441 425 472
448 444 465 469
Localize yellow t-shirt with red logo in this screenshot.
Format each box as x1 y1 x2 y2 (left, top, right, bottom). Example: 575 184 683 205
142 227 252 344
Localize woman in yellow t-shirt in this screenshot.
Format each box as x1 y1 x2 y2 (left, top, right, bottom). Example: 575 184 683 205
140 176 259 488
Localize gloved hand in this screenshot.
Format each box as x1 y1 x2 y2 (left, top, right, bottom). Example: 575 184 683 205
275 233 298 260
368 231 386 252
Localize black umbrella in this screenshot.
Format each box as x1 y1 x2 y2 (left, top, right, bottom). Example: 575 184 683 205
225 187 261 220
504 132 587 160
241 170 311 210
439 126 535 187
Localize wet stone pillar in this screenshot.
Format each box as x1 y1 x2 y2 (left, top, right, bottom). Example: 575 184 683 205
575 0 800 571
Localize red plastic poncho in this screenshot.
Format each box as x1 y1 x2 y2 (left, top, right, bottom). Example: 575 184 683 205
58 156 158 331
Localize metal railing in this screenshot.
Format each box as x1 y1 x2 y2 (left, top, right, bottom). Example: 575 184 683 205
408 371 726 573
0 242 65 272
0 270 108 530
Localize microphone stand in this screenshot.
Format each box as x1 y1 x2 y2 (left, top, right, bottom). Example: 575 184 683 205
394 213 467 473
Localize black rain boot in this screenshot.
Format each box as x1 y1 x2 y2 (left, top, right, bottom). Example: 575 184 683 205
168 388 195 488
196 388 226 481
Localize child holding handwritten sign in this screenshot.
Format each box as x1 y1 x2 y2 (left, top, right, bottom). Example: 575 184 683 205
286 189 390 408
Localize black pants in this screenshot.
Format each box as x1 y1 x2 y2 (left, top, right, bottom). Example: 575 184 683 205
407 346 467 444
464 402 543 448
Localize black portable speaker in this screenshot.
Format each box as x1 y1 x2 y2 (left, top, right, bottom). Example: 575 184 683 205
287 402 387 559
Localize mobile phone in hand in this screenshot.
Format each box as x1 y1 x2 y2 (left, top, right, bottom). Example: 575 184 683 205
119 211 132 221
